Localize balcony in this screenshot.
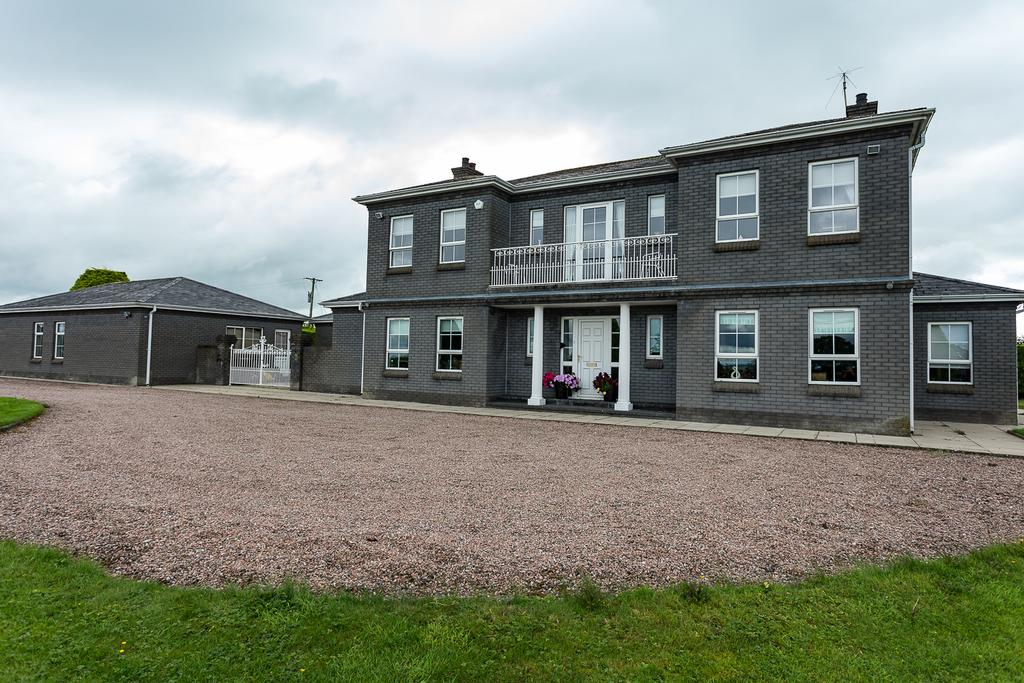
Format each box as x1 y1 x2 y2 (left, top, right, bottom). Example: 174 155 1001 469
490 234 677 287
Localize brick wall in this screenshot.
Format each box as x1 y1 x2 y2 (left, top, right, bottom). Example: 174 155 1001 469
913 302 1018 424
149 311 302 385
0 309 147 384
676 284 912 434
301 308 362 394
675 125 913 286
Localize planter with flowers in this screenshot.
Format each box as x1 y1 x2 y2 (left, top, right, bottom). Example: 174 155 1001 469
544 371 580 399
592 371 618 403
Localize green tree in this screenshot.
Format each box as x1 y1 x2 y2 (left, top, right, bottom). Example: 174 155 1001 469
70 268 129 291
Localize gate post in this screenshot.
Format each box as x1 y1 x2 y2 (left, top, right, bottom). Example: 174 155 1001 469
258 336 266 386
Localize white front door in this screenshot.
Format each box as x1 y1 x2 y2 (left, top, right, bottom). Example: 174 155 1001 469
576 319 607 399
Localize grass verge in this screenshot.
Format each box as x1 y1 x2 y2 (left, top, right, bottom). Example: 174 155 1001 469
2 541 1024 681
0 396 45 430
1010 427 1024 440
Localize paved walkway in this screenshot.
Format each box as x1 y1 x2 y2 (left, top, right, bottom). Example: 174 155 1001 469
157 384 1024 457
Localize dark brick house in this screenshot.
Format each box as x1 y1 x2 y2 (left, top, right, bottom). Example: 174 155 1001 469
0 277 304 385
316 94 1022 433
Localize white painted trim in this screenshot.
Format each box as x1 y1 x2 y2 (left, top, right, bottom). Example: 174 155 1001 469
660 109 934 158
913 294 1023 303
32 322 44 359
715 170 759 243
647 194 666 236
435 315 463 372
273 329 291 349
385 317 410 370
53 321 65 359
389 214 414 268
926 321 973 385
714 310 759 382
226 326 264 349
528 305 545 405
808 307 861 385
439 208 467 264
529 209 544 246
645 314 664 360
145 306 157 386
526 316 534 357
807 157 859 236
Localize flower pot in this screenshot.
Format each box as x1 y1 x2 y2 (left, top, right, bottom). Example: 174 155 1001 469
554 384 570 400
602 388 617 403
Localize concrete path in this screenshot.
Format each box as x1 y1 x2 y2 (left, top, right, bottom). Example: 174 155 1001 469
156 384 1024 457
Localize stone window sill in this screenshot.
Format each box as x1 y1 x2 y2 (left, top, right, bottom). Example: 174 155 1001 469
433 371 462 381
437 262 466 272
807 232 860 247
382 369 409 378
28 358 42 364
713 239 760 253
807 384 861 397
643 359 664 369
926 383 975 395
51 359 64 365
712 381 759 394
386 266 413 276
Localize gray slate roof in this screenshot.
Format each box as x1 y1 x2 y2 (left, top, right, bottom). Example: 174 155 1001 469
312 313 334 323
913 272 1024 298
0 277 305 320
509 156 672 186
320 290 367 306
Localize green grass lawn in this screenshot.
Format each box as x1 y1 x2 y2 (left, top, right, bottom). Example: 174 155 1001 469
1018 398 1023 410
2 542 1024 681
0 396 45 430
1011 428 1024 440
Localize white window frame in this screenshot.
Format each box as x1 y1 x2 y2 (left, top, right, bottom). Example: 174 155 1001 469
527 316 534 357
389 215 414 268
226 326 264 348
927 322 973 385
436 316 463 372
439 208 466 264
807 157 859 236
530 209 544 246
646 314 663 359
715 310 759 382
273 329 291 349
648 194 666 235
715 170 759 243
808 307 860 385
32 322 44 359
53 321 65 359
385 317 410 369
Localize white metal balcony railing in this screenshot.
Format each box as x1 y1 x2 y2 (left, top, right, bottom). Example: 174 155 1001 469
490 234 677 287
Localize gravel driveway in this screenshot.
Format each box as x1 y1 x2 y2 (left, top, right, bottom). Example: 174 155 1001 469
1 378 1022 595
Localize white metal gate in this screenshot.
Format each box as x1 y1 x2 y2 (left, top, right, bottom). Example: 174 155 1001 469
229 337 291 388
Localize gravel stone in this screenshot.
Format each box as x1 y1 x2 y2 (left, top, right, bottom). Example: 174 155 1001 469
1 379 1022 595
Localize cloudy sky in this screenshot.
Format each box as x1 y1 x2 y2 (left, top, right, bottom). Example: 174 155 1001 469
1 0 1021 330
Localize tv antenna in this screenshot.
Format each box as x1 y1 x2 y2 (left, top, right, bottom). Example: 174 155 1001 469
826 66 862 111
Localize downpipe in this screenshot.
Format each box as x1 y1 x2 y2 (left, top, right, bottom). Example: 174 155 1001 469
907 135 926 433
145 305 157 386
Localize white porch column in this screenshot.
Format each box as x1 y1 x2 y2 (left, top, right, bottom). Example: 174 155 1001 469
615 303 633 411
528 305 546 406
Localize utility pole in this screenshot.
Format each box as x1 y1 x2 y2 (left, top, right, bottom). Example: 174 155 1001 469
304 276 323 326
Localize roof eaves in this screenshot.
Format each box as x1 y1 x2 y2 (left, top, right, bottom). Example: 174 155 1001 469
659 109 935 158
0 301 306 320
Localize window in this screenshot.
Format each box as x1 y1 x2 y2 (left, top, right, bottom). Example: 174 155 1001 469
436 317 463 371
716 311 758 381
386 318 410 369
527 317 534 356
928 322 972 384
390 215 413 268
646 315 663 359
32 322 44 359
440 208 466 263
226 326 263 348
274 330 291 349
53 322 65 359
648 195 665 235
716 171 758 242
809 308 859 384
530 209 544 246
808 158 858 235
561 318 574 373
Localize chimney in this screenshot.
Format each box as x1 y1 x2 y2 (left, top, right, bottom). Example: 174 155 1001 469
451 157 484 180
846 92 878 118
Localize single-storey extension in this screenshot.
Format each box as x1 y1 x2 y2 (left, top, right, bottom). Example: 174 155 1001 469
0 277 304 385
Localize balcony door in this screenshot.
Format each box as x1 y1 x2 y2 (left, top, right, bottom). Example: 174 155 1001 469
564 201 624 282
